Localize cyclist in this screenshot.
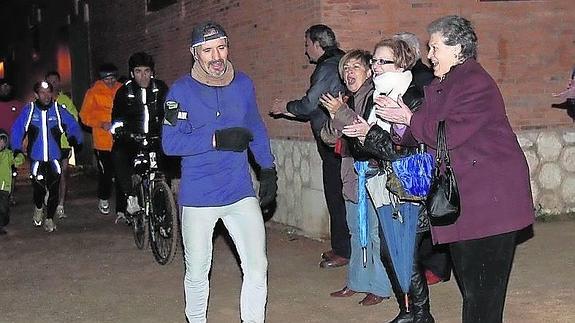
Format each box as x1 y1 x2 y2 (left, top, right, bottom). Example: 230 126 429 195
110 52 170 224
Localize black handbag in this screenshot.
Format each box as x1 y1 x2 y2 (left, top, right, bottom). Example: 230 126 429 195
426 120 460 226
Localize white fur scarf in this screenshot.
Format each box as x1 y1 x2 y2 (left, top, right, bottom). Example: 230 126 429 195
368 70 413 132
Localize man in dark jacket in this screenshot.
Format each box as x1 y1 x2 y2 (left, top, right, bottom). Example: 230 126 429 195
110 52 169 223
270 24 349 268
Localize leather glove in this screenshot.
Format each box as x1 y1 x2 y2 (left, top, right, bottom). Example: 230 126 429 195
258 167 278 208
214 127 253 152
68 137 83 153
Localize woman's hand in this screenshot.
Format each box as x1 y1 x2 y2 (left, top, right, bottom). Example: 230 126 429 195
319 92 344 117
342 116 372 143
374 95 413 126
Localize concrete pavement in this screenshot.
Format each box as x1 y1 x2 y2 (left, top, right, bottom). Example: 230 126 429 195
1 176 574 323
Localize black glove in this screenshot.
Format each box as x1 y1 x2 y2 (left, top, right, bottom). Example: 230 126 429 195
68 137 83 153
258 167 278 208
214 127 253 152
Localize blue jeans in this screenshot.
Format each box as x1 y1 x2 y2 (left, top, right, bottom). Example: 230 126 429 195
345 200 391 297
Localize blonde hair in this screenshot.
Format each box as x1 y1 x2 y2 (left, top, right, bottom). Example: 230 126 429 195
373 38 417 70
338 49 372 79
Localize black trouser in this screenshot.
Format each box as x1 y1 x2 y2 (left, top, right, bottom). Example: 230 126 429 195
418 231 452 281
32 161 61 219
316 138 350 259
112 141 177 211
450 230 518 323
0 190 9 226
112 144 138 198
94 150 125 213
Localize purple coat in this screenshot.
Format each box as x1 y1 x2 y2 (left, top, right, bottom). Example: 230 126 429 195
401 59 534 244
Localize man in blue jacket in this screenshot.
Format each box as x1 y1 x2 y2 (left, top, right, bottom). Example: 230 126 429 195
11 81 83 232
162 21 277 323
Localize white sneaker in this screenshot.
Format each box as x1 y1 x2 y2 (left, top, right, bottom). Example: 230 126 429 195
33 207 44 227
56 205 67 219
43 218 56 232
126 196 141 215
98 199 110 215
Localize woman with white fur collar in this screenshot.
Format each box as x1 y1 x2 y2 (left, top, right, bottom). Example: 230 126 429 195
343 38 434 323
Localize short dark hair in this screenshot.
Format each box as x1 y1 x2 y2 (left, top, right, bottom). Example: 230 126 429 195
427 15 478 61
45 71 61 80
305 24 338 49
128 52 155 73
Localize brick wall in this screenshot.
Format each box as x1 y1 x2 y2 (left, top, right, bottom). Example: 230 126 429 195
88 0 575 140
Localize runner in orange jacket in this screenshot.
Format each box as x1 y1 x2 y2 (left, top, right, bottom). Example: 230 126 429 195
79 63 123 215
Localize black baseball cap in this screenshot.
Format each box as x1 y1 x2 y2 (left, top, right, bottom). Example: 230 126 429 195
191 21 228 48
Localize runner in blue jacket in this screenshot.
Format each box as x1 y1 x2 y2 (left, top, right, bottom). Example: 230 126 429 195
11 81 82 232
162 22 277 323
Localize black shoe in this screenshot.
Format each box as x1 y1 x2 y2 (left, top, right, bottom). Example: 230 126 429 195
0 227 7 235
389 311 413 323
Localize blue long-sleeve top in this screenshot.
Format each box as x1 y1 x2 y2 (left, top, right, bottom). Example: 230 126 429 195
162 72 275 207
11 100 83 162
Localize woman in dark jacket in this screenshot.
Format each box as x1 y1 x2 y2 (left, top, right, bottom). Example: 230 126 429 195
342 38 434 323
377 16 535 323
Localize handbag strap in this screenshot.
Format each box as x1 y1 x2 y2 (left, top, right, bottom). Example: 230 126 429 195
435 120 451 167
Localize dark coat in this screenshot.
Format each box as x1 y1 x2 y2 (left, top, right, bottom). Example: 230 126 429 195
402 59 534 244
286 47 346 138
361 80 424 162
411 60 435 92
111 78 168 138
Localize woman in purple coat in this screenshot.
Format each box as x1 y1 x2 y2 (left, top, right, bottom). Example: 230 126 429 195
377 15 535 323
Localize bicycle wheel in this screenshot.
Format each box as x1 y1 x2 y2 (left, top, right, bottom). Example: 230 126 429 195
150 180 179 265
133 181 149 249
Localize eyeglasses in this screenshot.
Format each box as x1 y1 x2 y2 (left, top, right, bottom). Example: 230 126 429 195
370 58 395 66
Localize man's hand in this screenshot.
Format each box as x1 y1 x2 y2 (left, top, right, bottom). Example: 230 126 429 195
214 127 253 152
269 98 295 118
552 80 575 99
258 167 278 208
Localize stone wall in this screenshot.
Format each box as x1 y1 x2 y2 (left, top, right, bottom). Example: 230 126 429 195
520 127 575 215
269 139 330 239
270 126 575 238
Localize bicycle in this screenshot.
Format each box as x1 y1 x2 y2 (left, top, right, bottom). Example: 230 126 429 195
125 133 180 265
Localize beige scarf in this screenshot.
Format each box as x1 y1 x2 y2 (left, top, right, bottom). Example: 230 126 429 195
191 60 235 87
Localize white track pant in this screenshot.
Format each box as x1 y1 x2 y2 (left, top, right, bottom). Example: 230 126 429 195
181 197 268 323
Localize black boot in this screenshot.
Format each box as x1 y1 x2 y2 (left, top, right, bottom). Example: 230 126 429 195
410 265 434 323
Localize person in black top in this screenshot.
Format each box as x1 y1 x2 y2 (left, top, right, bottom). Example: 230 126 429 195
270 24 350 268
110 52 169 223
